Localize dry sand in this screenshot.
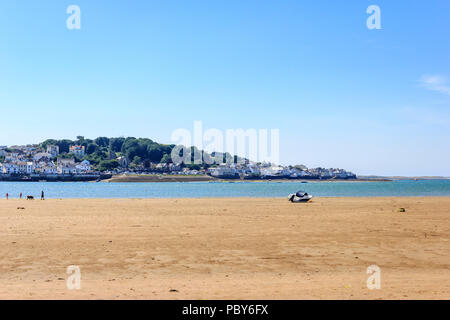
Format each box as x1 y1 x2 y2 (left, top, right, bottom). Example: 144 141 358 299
0 197 449 300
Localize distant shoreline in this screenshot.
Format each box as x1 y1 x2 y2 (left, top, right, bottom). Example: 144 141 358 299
104 174 215 183
104 175 450 183
1 173 448 183
103 174 386 183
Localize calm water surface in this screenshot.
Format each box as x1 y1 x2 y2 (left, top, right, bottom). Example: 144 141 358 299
0 180 449 199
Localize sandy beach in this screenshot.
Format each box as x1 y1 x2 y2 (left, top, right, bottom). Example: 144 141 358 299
0 197 449 300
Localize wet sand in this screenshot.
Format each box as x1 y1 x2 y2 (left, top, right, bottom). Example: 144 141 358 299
0 197 449 299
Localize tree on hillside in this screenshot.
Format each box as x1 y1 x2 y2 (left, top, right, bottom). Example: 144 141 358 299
132 156 142 165
58 140 72 153
41 139 58 149
121 138 141 161
95 137 110 147
98 159 119 172
160 153 172 164
86 143 99 155
109 137 125 152
36 135 237 171
147 144 163 162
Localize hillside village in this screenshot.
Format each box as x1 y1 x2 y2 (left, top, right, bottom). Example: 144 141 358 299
0 137 356 181
0 145 93 178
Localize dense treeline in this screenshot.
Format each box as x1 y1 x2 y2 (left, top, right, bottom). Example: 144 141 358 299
38 136 246 172
40 136 176 171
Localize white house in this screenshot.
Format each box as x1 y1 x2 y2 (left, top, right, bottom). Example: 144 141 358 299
76 160 91 174
17 161 34 174
156 163 167 170
46 145 59 158
285 167 308 178
43 166 57 174
36 161 57 174
33 152 52 162
168 163 181 172
261 166 289 177
59 166 77 175
69 145 85 157
57 158 77 174
247 164 261 175
5 153 19 162
208 165 238 178
1 163 19 174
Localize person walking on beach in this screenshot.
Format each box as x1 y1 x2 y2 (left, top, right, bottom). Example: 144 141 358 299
41 191 45 200
5 193 8 200
19 192 22 199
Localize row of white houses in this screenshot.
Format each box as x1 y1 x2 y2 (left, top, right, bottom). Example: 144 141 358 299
207 163 356 179
0 159 92 175
0 162 34 174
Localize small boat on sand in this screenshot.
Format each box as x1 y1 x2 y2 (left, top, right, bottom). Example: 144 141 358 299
288 190 313 203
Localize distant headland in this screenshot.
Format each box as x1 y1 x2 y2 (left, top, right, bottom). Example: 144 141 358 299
1 135 356 182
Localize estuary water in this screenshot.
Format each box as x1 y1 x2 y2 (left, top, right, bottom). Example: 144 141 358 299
0 179 449 199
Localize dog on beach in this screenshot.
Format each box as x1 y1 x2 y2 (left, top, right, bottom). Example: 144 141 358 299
26 196 34 200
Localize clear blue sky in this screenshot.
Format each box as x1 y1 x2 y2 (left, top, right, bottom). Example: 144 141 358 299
1 0 449 176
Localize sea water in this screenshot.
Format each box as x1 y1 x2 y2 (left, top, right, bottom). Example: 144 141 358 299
0 179 449 199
